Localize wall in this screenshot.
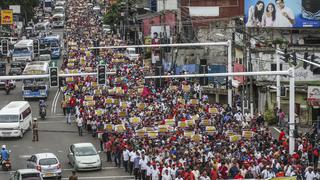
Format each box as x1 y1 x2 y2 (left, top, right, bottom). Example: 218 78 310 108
142 12 176 37
157 0 178 11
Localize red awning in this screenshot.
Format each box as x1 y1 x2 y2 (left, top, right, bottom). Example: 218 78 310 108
307 98 320 106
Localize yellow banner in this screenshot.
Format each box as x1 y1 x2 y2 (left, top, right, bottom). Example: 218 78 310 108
271 177 297 180
85 96 93 101
95 109 103 116
148 132 158 138
229 135 241 142
178 121 187 128
209 108 218 114
165 119 175 126
158 125 168 133
1 10 13 25
242 131 254 139
115 124 125 132
130 117 140 124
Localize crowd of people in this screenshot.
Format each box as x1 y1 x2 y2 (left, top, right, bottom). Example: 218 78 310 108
62 0 320 180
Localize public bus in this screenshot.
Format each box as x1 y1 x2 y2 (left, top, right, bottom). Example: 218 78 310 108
22 61 50 99
52 13 65 28
41 34 61 59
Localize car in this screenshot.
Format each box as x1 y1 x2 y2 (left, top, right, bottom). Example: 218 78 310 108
10 169 43 180
26 153 62 179
67 143 102 171
9 62 23 75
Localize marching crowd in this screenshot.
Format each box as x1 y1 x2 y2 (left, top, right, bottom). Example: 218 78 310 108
61 0 320 180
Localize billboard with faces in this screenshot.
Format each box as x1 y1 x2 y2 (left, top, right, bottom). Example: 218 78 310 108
245 0 320 28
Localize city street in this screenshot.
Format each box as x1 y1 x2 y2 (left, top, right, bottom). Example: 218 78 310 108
0 28 134 179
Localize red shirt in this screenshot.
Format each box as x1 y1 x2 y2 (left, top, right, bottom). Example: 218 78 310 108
234 174 244 179
210 169 218 180
279 131 285 141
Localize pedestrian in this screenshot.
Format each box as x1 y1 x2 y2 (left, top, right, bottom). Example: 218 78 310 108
66 105 71 124
69 171 78 180
61 99 67 116
123 146 130 172
32 118 39 142
104 140 112 162
76 115 83 136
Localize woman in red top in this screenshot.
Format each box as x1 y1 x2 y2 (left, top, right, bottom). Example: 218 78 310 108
210 166 218 180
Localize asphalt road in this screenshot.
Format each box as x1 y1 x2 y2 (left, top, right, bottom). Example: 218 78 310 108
0 28 134 180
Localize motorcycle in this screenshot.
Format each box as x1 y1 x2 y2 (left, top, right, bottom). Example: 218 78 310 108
40 106 46 120
5 84 10 95
1 159 11 171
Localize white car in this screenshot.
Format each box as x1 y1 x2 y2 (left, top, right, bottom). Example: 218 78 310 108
26 153 62 179
67 143 102 171
10 169 43 180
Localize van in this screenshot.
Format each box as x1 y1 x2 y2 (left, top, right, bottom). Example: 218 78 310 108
0 101 32 138
12 40 34 63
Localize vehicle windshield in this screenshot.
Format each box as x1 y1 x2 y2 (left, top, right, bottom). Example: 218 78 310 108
11 63 21 68
53 17 63 21
39 158 58 165
13 48 30 55
22 173 42 180
53 8 64 14
0 115 19 123
23 79 47 85
75 146 97 156
44 2 52 7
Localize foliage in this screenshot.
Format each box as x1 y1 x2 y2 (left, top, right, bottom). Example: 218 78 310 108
0 0 39 22
103 2 121 26
264 108 277 125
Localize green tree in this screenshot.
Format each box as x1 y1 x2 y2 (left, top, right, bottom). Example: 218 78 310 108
0 0 39 22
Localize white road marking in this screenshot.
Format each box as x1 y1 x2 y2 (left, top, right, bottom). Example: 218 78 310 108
53 90 61 115
61 176 134 180
58 150 64 153
42 148 50 151
37 120 66 124
51 89 59 116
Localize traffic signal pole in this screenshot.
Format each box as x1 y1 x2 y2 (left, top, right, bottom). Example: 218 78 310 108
276 51 281 111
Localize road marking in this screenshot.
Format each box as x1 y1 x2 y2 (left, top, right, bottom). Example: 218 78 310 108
62 167 121 171
61 176 134 180
54 90 61 115
51 89 59 116
42 148 50 151
37 120 66 124
58 150 64 153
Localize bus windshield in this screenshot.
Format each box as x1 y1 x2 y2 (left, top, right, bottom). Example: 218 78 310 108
0 115 19 123
13 48 30 55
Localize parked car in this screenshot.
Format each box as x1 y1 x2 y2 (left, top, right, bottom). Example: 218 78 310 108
10 169 43 180
67 143 101 171
9 62 23 75
26 153 62 179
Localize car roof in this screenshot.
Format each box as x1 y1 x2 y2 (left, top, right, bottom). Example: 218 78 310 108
16 169 41 174
73 143 94 148
34 153 58 159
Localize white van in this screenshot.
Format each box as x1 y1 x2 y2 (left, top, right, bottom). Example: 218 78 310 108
12 40 34 63
0 101 32 138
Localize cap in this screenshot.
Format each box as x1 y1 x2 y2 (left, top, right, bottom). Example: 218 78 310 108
33 117 38 121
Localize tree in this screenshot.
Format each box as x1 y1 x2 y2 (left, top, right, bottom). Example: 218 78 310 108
0 0 39 22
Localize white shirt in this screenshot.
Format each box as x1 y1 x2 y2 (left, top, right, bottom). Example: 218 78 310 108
274 6 295 27
76 117 83 127
200 176 210 180
162 173 172 180
151 167 160 180
129 151 136 162
139 158 148 170
123 149 130 161
146 166 152 176
162 167 172 176
305 171 316 180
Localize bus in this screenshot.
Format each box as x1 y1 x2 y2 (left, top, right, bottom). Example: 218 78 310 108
35 22 51 37
12 40 34 63
43 0 53 13
22 61 49 99
0 101 32 138
41 34 61 59
52 13 65 28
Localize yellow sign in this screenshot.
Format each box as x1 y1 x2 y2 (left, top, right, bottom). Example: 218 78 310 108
85 96 94 101
105 124 113 131
170 86 178 91
182 85 191 92
202 119 211 126
192 134 201 142
184 131 194 138
206 126 216 133
271 177 297 180
105 98 114 104
119 111 127 117
148 132 158 138
136 129 146 137
130 117 140 124
190 99 199 105
115 124 125 132
158 125 168 133
165 119 175 126
242 131 254 139
229 135 241 142
120 102 128 108
95 109 103 116
84 101 95 106
178 121 187 128
209 108 218 114
1 10 13 25
187 120 195 126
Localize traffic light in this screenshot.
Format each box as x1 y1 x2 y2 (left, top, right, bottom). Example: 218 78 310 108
1 40 8 56
280 49 290 63
303 52 309 69
97 65 106 85
49 67 58 87
291 52 297 66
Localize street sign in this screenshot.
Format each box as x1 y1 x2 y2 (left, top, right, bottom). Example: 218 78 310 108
49 67 58 87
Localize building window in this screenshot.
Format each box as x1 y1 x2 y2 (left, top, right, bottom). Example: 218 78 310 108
271 64 283 71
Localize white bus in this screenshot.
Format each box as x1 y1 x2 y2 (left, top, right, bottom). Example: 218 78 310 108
12 40 34 63
52 14 65 28
22 61 50 99
43 0 53 13
0 101 32 138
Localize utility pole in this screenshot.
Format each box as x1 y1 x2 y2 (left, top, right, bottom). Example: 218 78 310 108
276 50 281 111
125 0 129 42
248 29 254 116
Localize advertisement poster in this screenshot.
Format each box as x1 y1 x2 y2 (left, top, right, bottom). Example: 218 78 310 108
245 0 320 28
1 10 13 25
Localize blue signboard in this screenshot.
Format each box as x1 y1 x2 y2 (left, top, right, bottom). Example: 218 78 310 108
245 0 320 28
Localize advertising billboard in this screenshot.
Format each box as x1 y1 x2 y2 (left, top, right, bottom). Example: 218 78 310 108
244 0 320 28
1 10 13 25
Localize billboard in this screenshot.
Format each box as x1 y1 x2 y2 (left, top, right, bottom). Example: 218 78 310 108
1 10 13 25
244 0 320 28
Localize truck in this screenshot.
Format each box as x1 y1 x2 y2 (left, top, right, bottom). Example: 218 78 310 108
12 40 34 64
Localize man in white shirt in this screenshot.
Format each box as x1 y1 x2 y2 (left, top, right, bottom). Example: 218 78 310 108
234 111 244 122
274 0 295 27
162 169 173 180
151 164 160 180
123 147 130 172
305 167 316 180
261 166 275 179
76 115 83 136
162 164 172 177
129 149 136 175
139 154 149 180
170 164 178 179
